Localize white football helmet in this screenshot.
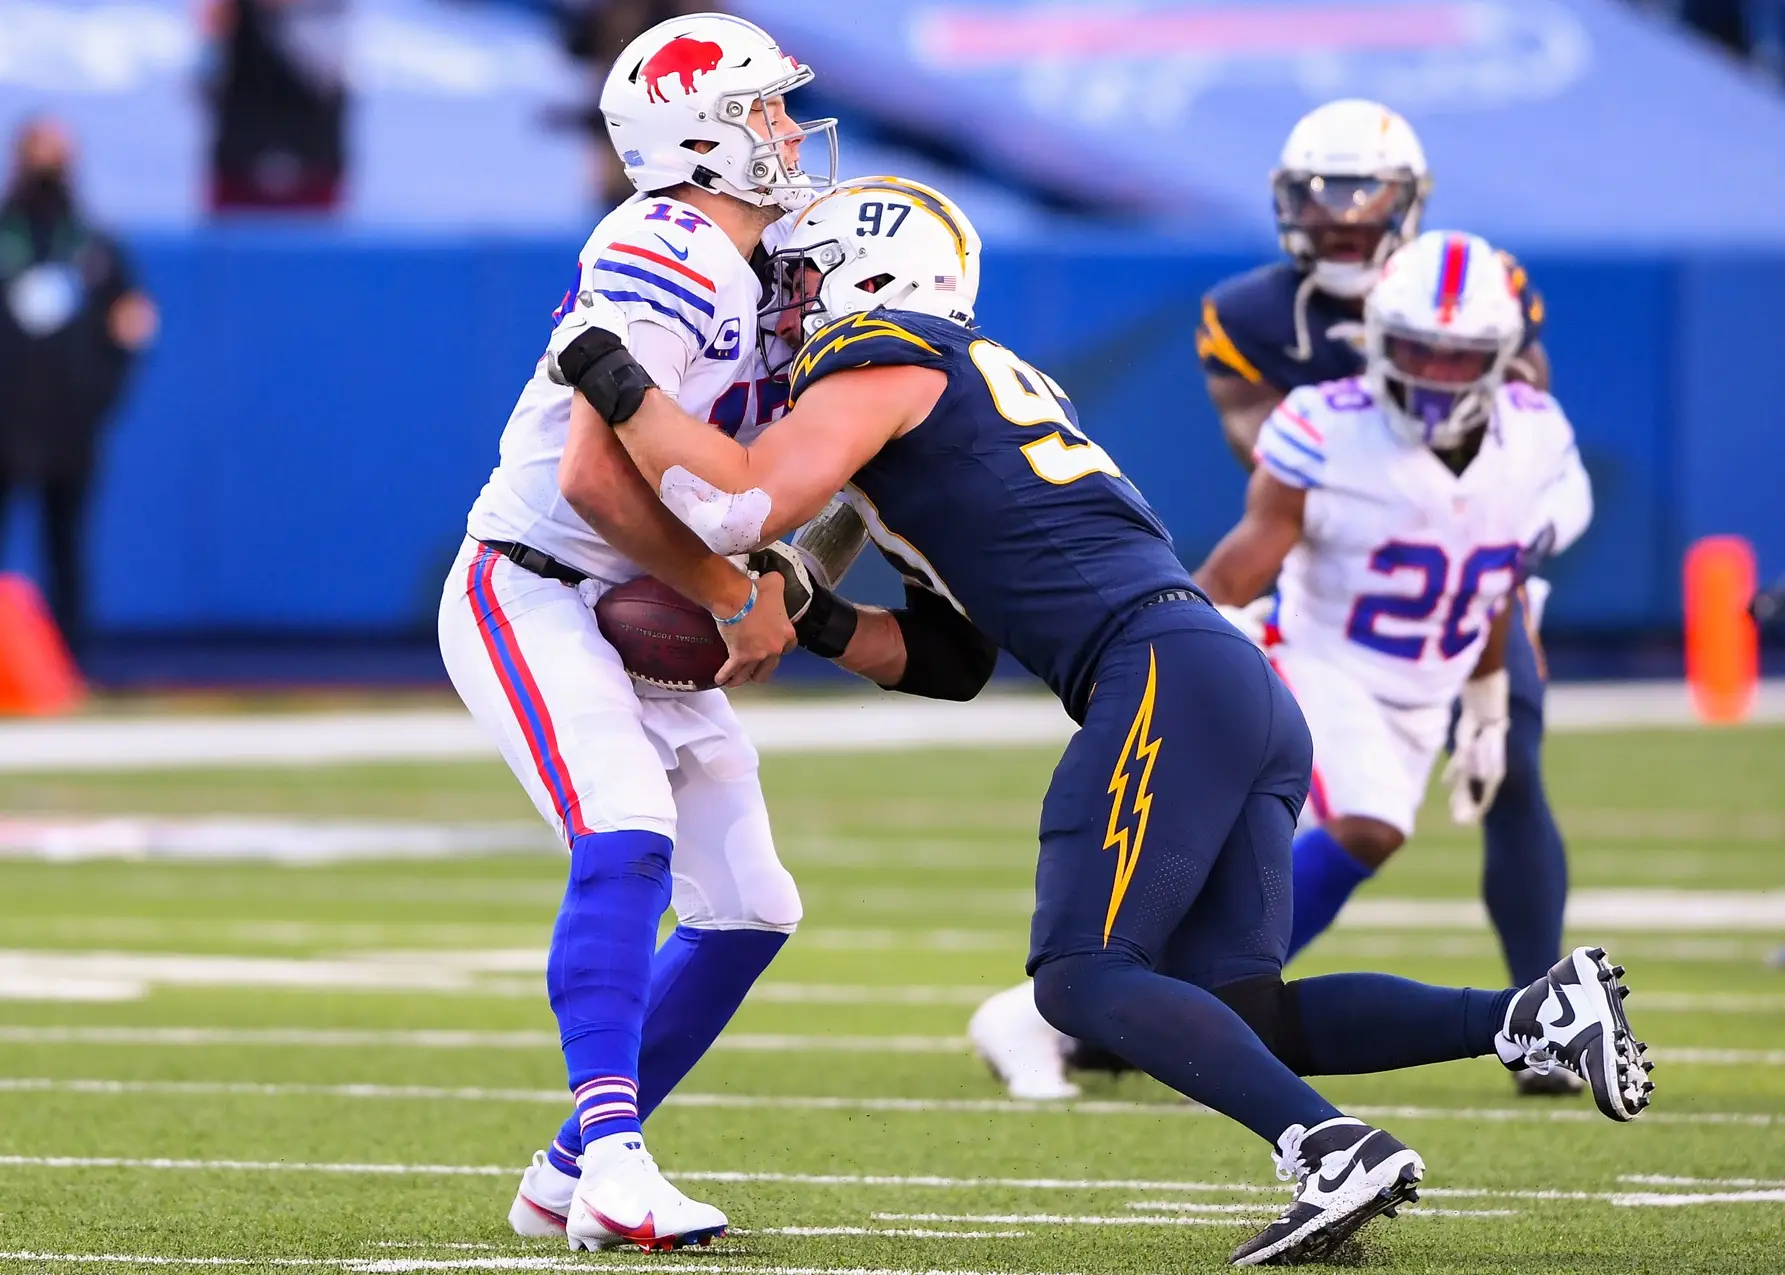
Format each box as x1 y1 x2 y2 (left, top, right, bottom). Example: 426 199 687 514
1273 99 1431 299
601 13 837 212
765 176 981 342
1365 230 1525 450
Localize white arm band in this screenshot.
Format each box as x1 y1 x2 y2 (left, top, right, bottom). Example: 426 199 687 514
659 465 772 555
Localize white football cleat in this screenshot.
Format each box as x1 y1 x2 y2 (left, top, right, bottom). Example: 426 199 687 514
508 1150 577 1238
564 1133 727 1252
1230 1117 1423 1267
1497 945 1654 1121
968 981 1080 1100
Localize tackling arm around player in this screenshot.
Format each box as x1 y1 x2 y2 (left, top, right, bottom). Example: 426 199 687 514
559 389 793 685
581 343 990 695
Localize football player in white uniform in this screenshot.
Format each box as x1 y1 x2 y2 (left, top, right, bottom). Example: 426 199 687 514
1193 230 1593 963
436 11 834 1252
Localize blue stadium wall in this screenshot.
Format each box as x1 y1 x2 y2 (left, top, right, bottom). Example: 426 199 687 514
33 229 1784 638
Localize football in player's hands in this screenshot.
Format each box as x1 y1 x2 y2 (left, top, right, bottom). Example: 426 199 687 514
595 576 727 692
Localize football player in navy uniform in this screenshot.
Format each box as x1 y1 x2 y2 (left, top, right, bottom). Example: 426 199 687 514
1194 101 1578 1097
546 175 1652 1266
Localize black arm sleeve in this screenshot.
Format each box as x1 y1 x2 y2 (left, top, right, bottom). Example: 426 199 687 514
879 583 999 701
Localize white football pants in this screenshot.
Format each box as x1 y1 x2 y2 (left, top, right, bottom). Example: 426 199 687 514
437 537 801 932
1269 645 1450 838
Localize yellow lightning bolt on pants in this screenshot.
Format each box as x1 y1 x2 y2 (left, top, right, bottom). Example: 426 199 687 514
1101 645 1162 946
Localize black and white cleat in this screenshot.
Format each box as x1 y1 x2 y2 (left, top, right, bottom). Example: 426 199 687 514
1497 945 1655 1121
1230 1117 1423 1267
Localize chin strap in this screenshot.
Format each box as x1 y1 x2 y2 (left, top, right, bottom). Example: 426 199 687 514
1284 271 1321 364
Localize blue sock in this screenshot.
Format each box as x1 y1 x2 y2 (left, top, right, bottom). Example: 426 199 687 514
543 923 790 1173
1287 826 1373 961
1481 615 1568 986
1292 975 1518 1073
638 926 789 1120
548 829 672 1146
546 1117 582 1177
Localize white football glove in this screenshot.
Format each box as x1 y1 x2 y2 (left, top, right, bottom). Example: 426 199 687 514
1444 668 1510 825
1214 596 1276 646
544 291 631 387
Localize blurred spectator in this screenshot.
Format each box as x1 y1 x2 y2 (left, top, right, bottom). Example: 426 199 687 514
0 118 157 656
553 0 715 206
1637 0 1785 81
204 0 349 212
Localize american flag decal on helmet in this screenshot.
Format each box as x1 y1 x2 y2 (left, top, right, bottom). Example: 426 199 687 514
934 275 958 291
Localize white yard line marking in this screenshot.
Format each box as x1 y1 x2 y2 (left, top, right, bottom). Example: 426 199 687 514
6 1157 1782 1208
1633 993 1785 1013
0 817 552 866
0 1078 569 1103
6 1026 1782 1067
753 1221 1035 1228
0 1260 1079 1275
0 1027 966 1052
1649 1048 1785 1064
1608 1191 1785 1207
1124 1201 1518 1218
10 948 1785 1012
3 1078 1779 1129
871 1212 1247 1228
1335 891 1785 933
1622 1175 1785 1188
0 681 1779 777
0 1156 514 1176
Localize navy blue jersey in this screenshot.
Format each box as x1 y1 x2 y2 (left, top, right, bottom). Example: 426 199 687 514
1196 254 1545 393
788 309 1199 720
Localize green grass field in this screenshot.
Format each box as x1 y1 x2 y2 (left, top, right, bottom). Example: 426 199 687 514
2 723 1784 1273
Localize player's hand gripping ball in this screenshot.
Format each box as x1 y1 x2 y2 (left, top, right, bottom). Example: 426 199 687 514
595 577 728 692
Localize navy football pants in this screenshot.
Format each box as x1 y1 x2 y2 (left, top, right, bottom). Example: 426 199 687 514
1028 599 1512 1143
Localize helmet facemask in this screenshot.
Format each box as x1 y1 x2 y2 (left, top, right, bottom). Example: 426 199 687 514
1274 168 1426 299
1370 323 1513 450
760 236 916 354
708 65 838 211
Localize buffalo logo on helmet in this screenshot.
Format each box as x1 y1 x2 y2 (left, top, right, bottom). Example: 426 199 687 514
641 36 726 103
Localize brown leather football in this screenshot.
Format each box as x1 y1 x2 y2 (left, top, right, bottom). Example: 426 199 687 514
594 576 726 692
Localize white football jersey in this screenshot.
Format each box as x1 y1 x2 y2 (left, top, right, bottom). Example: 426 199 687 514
467 194 792 581
1256 377 1590 708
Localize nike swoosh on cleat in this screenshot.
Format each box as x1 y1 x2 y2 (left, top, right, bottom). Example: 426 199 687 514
1552 989 1578 1030
654 235 691 260
1315 1164 1356 1194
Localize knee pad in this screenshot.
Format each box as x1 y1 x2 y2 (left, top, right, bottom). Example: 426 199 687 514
736 860 803 933
1213 973 1315 1076
670 861 802 933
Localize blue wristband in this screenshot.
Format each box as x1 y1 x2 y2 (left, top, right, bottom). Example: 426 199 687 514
714 576 758 627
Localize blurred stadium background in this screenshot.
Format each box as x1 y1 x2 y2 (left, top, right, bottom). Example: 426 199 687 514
4 3 1785 1272
2 0 1784 684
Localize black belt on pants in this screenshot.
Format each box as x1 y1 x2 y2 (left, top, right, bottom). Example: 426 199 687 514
1139 587 1207 611
480 540 588 586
